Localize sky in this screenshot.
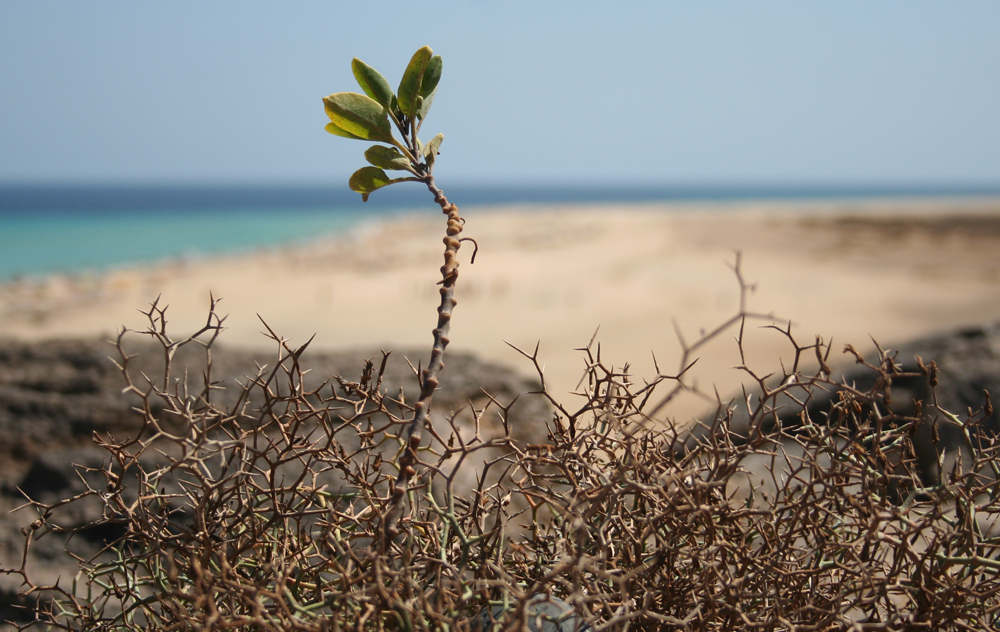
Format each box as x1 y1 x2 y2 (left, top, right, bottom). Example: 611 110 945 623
1 2 999 188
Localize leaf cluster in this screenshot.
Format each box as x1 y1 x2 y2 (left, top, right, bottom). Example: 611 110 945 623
323 46 445 201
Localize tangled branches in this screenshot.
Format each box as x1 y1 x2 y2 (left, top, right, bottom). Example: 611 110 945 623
5 267 1000 631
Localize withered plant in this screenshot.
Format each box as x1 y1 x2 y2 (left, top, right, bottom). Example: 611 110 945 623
5 47 1000 632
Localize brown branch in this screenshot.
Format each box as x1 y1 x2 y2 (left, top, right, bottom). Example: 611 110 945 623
381 175 464 543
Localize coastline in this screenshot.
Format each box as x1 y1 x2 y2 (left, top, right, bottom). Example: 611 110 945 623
3 197 1000 421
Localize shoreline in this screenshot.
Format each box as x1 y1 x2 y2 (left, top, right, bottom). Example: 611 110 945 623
3 198 1000 420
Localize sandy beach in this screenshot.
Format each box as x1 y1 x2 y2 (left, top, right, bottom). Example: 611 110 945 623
3 198 1000 421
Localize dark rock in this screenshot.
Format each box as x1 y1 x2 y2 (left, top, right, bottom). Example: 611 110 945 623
0 337 551 626
689 322 1000 486
15 447 117 527
0 338 549 490
0 585 36 626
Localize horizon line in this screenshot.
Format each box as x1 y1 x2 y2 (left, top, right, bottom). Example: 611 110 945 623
3 181 1000 213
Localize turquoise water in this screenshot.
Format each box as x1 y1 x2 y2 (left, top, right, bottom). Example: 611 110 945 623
3 183 998 281
0 207 382 280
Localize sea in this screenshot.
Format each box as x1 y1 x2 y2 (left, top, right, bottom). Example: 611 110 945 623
2 183 998 282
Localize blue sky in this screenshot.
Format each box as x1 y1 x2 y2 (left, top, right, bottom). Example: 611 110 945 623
2 2 998 187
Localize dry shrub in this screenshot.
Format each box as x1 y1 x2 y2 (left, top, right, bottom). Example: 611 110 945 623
5 261 1000 632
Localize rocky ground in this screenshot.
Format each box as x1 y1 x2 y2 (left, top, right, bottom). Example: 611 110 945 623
690 321 1000 449
2 321 1000 626
0 337 549 626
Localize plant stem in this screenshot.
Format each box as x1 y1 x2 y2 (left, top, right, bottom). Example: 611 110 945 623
382 175 462 543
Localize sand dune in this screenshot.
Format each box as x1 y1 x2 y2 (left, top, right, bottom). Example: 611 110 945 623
3 198 1000 421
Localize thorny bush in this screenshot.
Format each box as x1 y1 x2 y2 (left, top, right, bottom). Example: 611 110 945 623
6 262 1000 631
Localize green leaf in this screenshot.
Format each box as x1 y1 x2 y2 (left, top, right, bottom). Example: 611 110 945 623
423 133 443 169
417 91 434 121
397 46 433 118
352 58 394 108
324 122 364 140
419 56 442 100
323 92 393 143
416 55 442 120
390 93 402 121
365 145 412 171
349 166 397 202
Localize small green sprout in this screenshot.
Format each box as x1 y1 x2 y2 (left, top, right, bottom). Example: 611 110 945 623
323 46 444 201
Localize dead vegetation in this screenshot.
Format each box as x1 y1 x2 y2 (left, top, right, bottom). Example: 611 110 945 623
3 256 1000 631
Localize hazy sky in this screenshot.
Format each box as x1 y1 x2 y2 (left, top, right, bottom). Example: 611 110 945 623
2 2 998 187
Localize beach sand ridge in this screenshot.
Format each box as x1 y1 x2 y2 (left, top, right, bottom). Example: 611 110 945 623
3 198 1000 421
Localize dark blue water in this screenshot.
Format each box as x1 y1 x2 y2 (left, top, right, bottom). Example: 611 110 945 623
2 183 998 280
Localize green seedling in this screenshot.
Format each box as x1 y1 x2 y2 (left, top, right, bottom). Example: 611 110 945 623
324 46 444 201
324 45 465 543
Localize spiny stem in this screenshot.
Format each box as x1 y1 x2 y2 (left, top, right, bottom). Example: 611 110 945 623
382 175 462 544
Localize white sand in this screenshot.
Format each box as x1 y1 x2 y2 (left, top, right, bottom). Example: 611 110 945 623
4 198 1000 421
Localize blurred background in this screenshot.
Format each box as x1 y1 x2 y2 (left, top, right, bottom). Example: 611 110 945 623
2 1 1000 275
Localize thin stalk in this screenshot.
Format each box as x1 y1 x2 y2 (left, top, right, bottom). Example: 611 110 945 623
381 174 462 544
389 136 420 166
